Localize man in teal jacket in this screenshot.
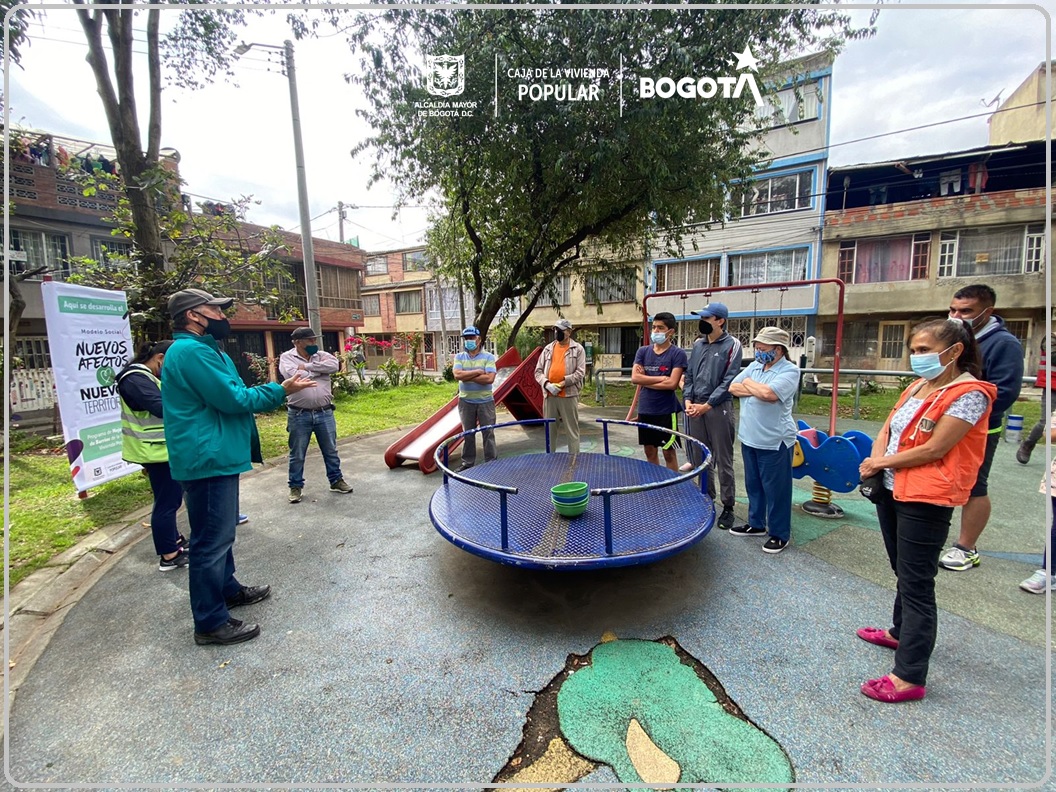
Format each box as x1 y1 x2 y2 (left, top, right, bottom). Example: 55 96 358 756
163 288 316 646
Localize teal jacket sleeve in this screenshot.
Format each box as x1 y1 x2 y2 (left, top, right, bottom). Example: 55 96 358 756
188 343 286 414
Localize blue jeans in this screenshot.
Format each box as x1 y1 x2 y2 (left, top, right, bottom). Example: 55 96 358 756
143 461 183 556
741 443 794 541
287 407 343 488
874 487 953 686
182 474 244 633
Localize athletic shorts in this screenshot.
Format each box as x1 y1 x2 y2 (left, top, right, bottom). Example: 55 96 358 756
969 431 1001 498
637 412 681 449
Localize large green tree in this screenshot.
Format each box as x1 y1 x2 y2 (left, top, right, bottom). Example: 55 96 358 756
348 5 872 344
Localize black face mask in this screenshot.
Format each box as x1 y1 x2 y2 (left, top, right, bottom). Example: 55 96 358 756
555 329 566 342
204 316 231 342
698 320 713 336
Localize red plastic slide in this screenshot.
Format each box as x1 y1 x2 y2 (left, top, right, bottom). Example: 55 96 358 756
384 346 544 474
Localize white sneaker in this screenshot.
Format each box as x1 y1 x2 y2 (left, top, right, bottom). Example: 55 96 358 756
1019 569 1055 594
939 545 980 571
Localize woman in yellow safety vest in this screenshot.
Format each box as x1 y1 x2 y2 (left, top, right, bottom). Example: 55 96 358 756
117 340 189 571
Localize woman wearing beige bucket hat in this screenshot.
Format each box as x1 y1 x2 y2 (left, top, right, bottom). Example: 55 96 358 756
728 327 801 554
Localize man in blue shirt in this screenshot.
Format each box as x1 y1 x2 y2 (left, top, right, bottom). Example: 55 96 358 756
452 326 498 472
729 326 801 554
631 312 689 471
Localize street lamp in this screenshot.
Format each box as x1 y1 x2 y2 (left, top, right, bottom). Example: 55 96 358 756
233 40 321 337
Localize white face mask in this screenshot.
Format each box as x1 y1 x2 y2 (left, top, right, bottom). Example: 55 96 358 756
651 331 668 345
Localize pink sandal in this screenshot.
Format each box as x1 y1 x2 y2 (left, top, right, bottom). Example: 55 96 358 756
856 626 899 649
861 675 926 703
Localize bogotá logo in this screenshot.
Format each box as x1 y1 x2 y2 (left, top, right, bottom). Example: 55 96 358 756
426 55 465 97
639 45 764 105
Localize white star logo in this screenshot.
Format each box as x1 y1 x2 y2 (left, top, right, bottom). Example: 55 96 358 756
734 45 760 72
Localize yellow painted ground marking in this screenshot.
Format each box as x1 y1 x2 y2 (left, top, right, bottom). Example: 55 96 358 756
625 717 680 786
499 737 595 791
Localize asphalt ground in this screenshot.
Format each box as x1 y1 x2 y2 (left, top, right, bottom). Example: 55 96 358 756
4 405 1053 788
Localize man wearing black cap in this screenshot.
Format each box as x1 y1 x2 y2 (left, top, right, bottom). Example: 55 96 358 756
278 327 353 503
683 302 742 530
163 288 317 646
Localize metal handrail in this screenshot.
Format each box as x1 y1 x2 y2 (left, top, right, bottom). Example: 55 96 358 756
433 418 555 492
592 419 711 495
595 367 633 406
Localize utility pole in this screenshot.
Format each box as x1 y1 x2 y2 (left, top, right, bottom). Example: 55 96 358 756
338 201 345 244
285 39 321 337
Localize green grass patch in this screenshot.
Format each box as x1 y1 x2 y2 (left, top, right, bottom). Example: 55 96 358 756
5 381 458 588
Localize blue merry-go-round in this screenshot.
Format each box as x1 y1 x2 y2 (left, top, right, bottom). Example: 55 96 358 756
429 418 715 570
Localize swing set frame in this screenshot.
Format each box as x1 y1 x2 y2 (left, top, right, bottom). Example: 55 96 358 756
641 278 846 436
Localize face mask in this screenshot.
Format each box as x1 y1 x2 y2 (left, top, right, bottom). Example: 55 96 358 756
910 345 954 380
949 308 990 332
464 340 477 352
755 349 776 365
305 344 319 356
698 320 713 336
555 330 566 342
651 331 668 345
204 316 231 342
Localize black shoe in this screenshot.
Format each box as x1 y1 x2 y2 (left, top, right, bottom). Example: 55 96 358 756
762 537 789 554
717 507 735 530
729 523 766 536
225 584 271 609
194 619 260 646
158 548 190 572
455 462 474 473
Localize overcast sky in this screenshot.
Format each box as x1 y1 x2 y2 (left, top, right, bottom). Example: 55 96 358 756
7 3 1051 252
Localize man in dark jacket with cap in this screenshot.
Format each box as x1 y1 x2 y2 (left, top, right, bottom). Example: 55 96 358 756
278 327 353 504
683 302 742 530
163 288 316 646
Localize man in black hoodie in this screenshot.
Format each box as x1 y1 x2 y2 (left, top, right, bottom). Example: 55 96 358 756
939 284 1024 571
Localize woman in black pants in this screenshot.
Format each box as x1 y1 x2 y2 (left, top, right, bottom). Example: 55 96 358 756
116 341 188 571
856 319 995 703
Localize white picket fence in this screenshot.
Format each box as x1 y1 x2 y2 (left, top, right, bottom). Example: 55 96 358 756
10 369 57 414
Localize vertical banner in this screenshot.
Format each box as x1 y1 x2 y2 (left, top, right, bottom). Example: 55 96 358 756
40 282 141 492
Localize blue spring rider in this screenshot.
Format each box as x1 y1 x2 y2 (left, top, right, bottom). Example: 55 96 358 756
792 420 874 518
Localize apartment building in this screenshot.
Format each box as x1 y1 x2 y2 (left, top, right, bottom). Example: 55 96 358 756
7 131 365 413
818 139 1047 373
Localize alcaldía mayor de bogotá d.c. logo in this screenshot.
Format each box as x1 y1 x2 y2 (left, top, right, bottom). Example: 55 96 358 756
426 55 465 97
638 45 764 105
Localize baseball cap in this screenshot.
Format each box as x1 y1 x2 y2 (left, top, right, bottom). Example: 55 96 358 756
692 302 729 320
554 319 573 331
291 327 318 340
167 288 234 317
461 326 480 337
752 327 791 348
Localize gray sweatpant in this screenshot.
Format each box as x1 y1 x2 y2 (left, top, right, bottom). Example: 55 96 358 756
457 399 497 465
684 402 736 510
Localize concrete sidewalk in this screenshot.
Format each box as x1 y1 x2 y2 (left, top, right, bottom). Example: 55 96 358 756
3 407 1052 787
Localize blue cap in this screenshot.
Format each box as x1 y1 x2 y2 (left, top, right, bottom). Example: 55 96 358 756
461 326 480 337
692 302 729 320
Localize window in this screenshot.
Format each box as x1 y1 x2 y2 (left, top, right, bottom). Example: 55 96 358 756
550 274 572 306
820 321 879 359
728 247 808 285
584 268 637 303
90 237 135 268
402 250 430 272
362 334 394 359
318 265 360 309
740 172 811 217
14 336 51 369
657 258 719 291
365 255 388 276
426 284 463 322
1026 224 1044 273
936 224 1046 278
394 290 422 314
879 324 906 360
837 233 931 284
1004 320 1030 351
362 294 381 315
599 327 621 355
754 82 821 127
9 229 70 279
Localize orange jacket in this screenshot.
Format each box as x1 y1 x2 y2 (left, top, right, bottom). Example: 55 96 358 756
876 374 996 506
